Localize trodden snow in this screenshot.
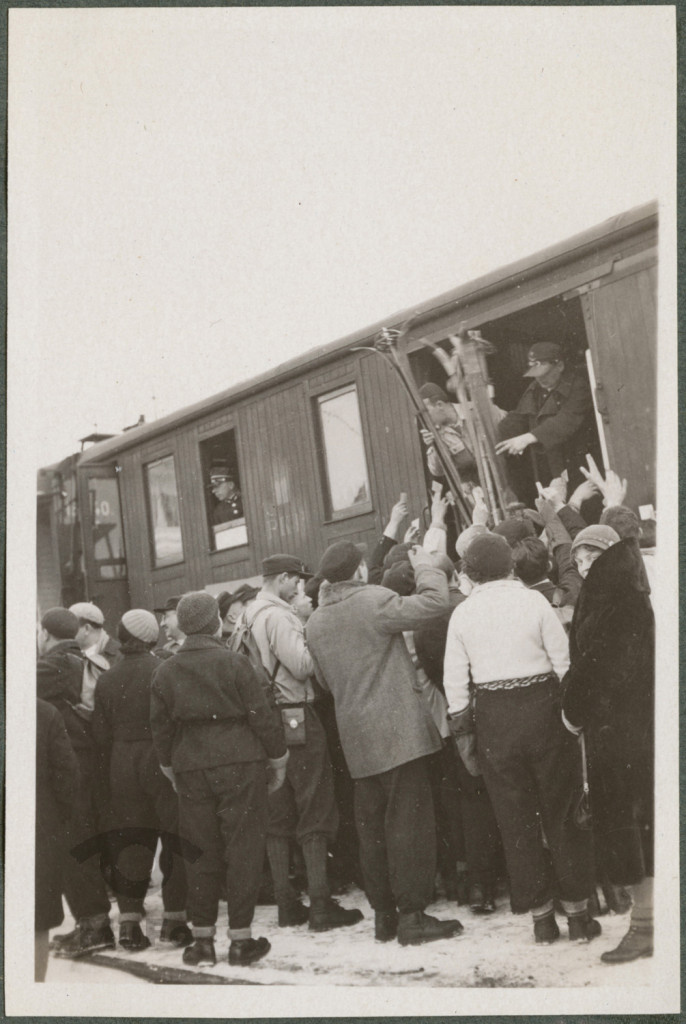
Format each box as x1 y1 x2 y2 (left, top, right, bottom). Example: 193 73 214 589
47 886 651 987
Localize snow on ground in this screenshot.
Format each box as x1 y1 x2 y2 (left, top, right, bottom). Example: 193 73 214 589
49 885 652 988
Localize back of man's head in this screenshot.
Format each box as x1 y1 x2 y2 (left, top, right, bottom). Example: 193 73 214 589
512 537 551 586
600 504 641 540
41 607 79 643
318 540 364 583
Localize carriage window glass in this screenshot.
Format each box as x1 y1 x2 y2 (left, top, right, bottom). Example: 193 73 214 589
200 429 248 551
88 476 127 579
144 456 184 567
317 385 371 515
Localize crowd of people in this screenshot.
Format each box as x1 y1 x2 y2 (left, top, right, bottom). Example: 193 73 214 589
35 405 656 981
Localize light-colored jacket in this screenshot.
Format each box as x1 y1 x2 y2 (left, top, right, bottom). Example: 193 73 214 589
247 591 315 704
443 578 570 715
306 563 449 778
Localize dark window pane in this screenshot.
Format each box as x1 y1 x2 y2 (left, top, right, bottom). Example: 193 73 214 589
88 476 127 579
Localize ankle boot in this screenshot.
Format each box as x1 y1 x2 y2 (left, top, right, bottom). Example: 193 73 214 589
277 898 310 927
568 911 602 942
374 909 399 942
159 920 193 947
228 936 271 966
308 897 363 932
468 882 496 915
600 924 653 963
533 911 560 945
182 937 217 967
118 920 151 952
397 910 463 946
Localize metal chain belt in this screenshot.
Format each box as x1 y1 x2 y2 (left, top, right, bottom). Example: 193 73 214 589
477 672 554 692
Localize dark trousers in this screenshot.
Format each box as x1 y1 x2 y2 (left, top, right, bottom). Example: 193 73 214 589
453 748 502 887
268 705 339 843
313 697 361 885
354 756 436 915
475 679 594 913
176 761 267 930
63 747 112 923
109 740 187 916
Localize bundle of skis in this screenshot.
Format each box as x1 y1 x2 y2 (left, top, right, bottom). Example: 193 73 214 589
356 320 510 533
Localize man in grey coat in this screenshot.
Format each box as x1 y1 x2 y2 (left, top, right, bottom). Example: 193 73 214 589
306 540 463 947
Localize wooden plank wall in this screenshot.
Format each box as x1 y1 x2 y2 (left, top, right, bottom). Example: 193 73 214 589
582 265 657 510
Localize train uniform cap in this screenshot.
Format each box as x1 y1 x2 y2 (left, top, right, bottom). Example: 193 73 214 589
176 592 221 636
570 524 620 555
209 460 234 483
261 554 313 579
418 382 449 404
41 607 79 640
69 601 105 626
463 532 513 582
523 342 563 377
318 540 365 583
154 595 182 614
121 609 159 644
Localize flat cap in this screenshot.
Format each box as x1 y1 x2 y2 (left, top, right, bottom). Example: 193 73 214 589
154 595 181 614
41 607 79 640
69 602 104 626
261 554 312 579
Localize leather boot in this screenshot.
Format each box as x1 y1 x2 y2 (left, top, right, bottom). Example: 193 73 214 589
600 925 653 963
533 911 560 945
159 920 193 947
397 910 463 946
375 909 399 942
309 897 363 932
182 937 217 967
277 898 310 927
568 912 602 942
228 936 271 966
118 920 151 952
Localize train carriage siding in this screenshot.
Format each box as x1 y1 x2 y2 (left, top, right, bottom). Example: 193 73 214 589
46 201 657 620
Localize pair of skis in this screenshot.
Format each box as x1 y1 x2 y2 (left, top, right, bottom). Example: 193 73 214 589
355 320 509 531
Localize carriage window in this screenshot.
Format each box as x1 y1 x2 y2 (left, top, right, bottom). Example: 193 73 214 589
317 385 371 517
200 430 248 551
144 456 184 567
88 476 127 579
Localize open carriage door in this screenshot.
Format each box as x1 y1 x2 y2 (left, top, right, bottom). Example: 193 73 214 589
77 463 131 628
571 248 658 512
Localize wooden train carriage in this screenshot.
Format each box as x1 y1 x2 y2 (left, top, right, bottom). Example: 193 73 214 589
74 201 657 628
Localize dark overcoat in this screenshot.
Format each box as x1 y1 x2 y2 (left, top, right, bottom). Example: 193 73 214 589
36 699 80 931
562 538 654 884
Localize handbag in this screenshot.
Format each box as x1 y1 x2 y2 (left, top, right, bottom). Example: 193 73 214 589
573 732 593 830
281 706 306 746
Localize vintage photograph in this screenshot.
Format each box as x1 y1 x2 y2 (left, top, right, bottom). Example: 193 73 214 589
6 4 678 1017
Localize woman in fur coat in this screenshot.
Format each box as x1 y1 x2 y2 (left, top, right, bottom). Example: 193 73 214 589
562 524 655 964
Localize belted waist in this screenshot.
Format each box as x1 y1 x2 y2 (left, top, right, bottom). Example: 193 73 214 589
475 672 555 693
276 700 312 709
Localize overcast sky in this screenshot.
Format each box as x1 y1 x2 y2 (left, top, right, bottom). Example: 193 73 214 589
8 5 675 468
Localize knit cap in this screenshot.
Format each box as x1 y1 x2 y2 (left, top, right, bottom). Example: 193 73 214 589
570 524 620 555
41 607 79 640
455 524 488 559
176 592 220 636
463 532 513 582
121 609 159 644
318 541 365 583
382 561 415 596
492 516 537 548
69 601 104 626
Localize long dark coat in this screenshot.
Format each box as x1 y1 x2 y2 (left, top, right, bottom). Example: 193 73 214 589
36 699 80 931
562 538 654 885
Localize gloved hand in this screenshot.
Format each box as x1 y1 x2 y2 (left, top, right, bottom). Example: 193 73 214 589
448 708 481 778
267 751 289 794
160 765 178 793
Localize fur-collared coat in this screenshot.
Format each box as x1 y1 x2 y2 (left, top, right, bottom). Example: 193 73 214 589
562 538 654 883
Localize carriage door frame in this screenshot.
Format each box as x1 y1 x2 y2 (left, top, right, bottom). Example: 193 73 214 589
77 462 130 627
